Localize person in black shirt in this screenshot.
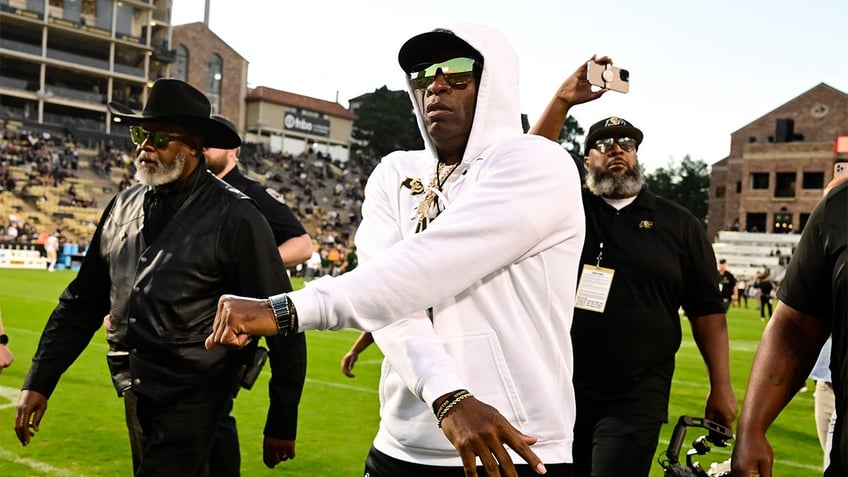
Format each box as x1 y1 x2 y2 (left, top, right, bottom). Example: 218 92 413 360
717 259 737 312
204 115 309 470
733 178 848 476
530 60 737 477
14 80 294 477
756 272 774 320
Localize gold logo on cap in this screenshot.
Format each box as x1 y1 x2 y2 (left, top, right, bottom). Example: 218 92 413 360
639 220 653 229
605 117 627 127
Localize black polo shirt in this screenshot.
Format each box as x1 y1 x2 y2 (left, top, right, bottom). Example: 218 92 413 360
572 187 724 420
778 182 848 475
222 166 306 254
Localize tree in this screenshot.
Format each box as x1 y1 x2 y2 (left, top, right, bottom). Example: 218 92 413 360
350 86 423 175
557 115 585 154
644 155 710 224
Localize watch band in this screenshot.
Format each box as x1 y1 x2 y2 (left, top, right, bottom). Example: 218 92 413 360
267 294 297 336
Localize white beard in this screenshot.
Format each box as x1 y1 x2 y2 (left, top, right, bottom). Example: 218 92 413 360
135 150 186 186
585 161 644 199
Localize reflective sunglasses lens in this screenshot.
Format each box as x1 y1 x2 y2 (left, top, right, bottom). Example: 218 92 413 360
150 131 171 149
594 137 636 153
594 138 615 153
129 126 147 145
617 137 636 151
409 57 476 90
444 71 475 89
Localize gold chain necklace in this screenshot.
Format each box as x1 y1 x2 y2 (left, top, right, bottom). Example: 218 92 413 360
415 161 461 233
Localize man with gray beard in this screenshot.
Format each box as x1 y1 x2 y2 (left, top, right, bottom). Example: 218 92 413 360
531 61 736 477
15 79 293 476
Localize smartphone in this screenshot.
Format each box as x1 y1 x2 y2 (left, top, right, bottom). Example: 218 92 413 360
835 162 848 177
587 61 630 94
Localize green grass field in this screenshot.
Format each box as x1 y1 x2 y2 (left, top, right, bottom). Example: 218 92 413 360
0 269 825 476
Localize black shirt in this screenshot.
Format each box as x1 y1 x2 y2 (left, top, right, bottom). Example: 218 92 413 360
778 182 848 476
718 270 737 300
572 188 724 420
222 166 306 263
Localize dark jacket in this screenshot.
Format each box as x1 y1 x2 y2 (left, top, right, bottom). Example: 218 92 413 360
24 169 291 403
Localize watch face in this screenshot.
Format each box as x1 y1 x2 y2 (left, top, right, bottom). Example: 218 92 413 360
0 334 7 345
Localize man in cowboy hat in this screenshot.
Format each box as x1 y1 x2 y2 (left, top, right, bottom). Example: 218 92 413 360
14 79 295 477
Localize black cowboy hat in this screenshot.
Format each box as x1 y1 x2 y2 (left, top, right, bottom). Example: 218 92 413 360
108 79 240 149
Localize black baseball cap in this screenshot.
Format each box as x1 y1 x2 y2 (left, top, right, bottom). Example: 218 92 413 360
584 116 644 155
398 29 482 73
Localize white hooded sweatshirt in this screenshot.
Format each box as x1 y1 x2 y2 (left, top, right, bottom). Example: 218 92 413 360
289 23 585 466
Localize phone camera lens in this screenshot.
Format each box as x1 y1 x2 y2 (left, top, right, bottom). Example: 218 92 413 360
620 69 630 82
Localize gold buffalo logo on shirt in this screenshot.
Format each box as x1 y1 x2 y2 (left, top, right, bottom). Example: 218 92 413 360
401 177 425 195
639 220 653 229
265 187 286 204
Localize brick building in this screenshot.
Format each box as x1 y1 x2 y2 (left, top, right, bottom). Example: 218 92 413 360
243 86 356 162
707 83 848 241
171 22 247 134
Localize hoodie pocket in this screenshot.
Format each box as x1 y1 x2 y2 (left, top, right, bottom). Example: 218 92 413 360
441 331 529 426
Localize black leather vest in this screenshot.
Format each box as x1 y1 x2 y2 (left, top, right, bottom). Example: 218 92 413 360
101 172 252 400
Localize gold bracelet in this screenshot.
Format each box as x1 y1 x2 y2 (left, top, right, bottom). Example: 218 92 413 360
436 391 474 428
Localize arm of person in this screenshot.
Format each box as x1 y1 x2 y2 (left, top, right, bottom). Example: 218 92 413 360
688 312 737 428
207 139 582 337
340 331 374 378
262 332 306 467
0 309 12 371
225 200 307 469
528 55 610 141
278 233 313 268
731 302 830 476
15 211 112 445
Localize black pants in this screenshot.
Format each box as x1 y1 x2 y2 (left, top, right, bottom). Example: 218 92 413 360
760 295 773 318
124 389 238 477
364 446 574 477
572 412 663 477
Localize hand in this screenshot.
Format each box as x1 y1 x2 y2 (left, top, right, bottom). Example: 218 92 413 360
205 295 278 350
730 431 774 476
15 390 48 446
439 396 546 477
704 386 738 434
341 350 359 377
0 344 13 372
263 436 296 468
551 55 611 110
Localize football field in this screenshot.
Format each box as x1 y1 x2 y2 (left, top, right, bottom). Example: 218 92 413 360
0 269 825 476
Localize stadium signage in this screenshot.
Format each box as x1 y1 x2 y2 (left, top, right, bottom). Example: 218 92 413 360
284 112 330 137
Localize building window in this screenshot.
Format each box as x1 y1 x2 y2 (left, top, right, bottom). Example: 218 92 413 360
746 213 766 233
802 171 824 189
206 53 222 113
774 172 796 198
173 45 188 82
751 172 769 190
715 186 726 198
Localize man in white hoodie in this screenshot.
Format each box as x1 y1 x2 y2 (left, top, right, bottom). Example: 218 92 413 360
207 24 584 477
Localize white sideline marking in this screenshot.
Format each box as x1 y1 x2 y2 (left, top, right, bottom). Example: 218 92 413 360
0 443 86 477
0 384 19 410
